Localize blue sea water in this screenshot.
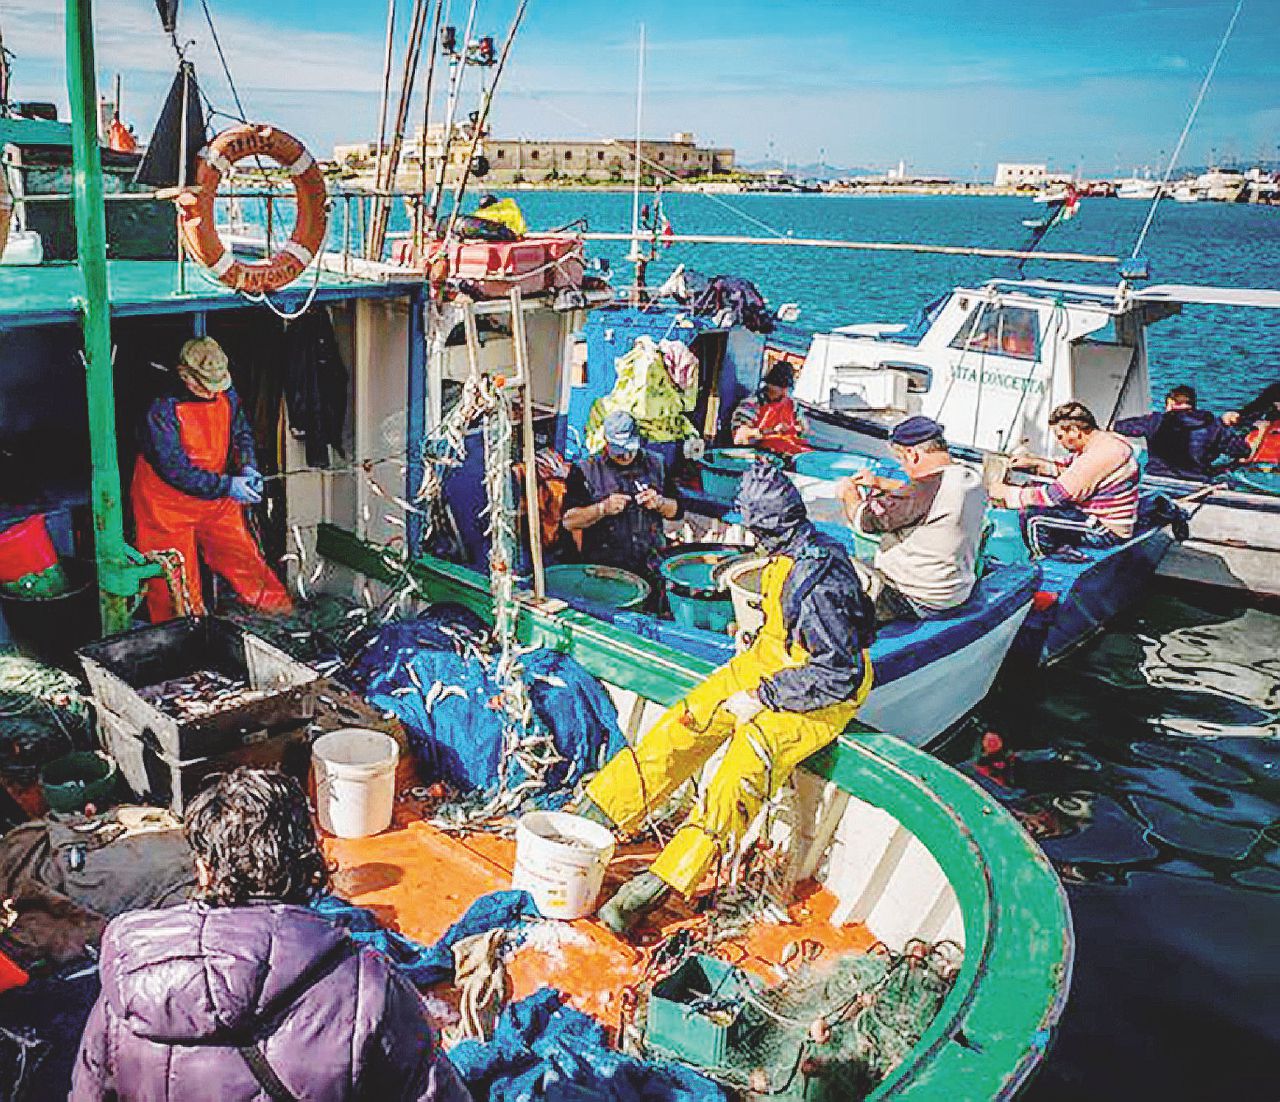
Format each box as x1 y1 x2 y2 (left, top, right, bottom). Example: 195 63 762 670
393 190 1280 412
367 190 1280 1098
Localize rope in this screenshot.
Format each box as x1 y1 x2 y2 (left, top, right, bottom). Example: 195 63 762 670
1130 0 1245 260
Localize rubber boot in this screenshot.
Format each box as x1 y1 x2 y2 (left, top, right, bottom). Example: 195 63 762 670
597 870 671 935
571 798 616 831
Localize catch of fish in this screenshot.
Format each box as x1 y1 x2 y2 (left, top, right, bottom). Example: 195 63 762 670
137 669 269 721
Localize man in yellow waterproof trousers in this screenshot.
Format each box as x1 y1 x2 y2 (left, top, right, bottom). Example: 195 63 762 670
577 461 876 934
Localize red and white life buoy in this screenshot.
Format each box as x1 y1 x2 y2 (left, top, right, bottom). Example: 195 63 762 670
176 124 327 295
0 170 13 261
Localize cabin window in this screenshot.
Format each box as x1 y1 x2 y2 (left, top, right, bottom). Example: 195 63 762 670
949 304 1040 360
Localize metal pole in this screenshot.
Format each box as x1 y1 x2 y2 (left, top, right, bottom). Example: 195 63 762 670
65 0 146 633
509 287 544 597
176 61 189 295
628 23 645 304
373 0 397 208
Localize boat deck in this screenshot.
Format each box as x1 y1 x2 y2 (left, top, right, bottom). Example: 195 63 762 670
322 752 876 1031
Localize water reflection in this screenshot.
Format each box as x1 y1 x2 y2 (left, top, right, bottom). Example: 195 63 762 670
952 590 1280 1101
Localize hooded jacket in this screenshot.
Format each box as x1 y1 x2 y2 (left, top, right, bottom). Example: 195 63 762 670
1115 407 1250 481
70 902 470 1102
735 462 875 711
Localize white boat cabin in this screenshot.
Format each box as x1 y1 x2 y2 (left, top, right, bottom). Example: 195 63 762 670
795 279 1280 457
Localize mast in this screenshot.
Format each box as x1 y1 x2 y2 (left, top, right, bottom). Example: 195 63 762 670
65 0 155 633
627 23 646 303
0 23 11 114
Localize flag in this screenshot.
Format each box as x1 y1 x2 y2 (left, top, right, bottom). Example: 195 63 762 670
107 117 138 154
155 0 179 33
134 62 206 188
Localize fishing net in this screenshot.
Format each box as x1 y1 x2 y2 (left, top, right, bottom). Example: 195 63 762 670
689 940 961 1099
0 652 92 774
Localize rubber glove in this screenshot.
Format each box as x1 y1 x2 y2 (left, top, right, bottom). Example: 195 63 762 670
723 689 763 725
228 475 262 505
242 467 264 494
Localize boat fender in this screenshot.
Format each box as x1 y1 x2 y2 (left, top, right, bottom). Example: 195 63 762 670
176 124 328 295
0 171 11 261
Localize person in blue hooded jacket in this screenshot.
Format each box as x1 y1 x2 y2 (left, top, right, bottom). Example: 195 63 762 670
1115 384 1250 482
575 462 875 934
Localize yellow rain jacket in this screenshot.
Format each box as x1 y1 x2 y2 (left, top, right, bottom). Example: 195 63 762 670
473 197 527 237
587 549 873 897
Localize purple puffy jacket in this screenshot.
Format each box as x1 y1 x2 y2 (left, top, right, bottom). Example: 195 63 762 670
70 902 471 1102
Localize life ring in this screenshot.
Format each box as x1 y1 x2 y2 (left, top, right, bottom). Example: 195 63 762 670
176 124 327 294
0 170 12 261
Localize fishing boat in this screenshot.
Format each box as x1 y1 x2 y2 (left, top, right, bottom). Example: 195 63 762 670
791 277 1280 598
1114 178 1159 200
0 6 1075 1097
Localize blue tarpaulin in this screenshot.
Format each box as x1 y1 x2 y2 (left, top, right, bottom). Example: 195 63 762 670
311 890 540 988
350 609 626 797
449 989 729 1102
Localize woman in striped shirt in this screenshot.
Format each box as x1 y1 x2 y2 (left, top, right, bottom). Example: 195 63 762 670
992 401 1140 558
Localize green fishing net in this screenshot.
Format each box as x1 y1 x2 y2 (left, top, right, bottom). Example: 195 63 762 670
0 651 92 773
664 940 961 1101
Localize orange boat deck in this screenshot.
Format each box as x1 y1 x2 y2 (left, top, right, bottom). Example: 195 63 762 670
324 759 875 1033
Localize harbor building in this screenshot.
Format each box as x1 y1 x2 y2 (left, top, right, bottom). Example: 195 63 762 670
994 162 1048 189
332 127 735 186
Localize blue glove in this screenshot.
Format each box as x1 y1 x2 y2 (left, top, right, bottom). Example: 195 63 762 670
242 467 265 493
228 476 262 505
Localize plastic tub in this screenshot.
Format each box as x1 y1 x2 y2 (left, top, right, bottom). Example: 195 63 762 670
656 543 747 633
544 564 650 611
39 751 118 813
792 450 880 480
0 561 99 668
0 515 60 584
511 810 616 920
1228 465 1280 497
717 556 769 645
312 728 400 838
698 448 782 503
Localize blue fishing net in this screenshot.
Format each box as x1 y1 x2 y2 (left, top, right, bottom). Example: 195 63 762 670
349 608 625 801
450 988 728 1102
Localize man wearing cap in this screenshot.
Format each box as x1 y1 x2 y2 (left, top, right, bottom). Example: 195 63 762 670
561 410 682 583
839 416 987 622
730 360 812 456
131 337 293 622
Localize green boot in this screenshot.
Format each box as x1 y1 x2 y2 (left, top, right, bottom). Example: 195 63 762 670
597 870 671 935
571 798 616 831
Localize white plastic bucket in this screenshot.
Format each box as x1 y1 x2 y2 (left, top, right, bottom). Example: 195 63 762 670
719 556 768 651
312 728 399 838
511 810 616 920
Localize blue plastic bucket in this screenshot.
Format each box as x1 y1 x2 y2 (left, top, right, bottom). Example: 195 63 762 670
544 564 650 611
792 450 879 480
656 544 746 633
698 449 782 503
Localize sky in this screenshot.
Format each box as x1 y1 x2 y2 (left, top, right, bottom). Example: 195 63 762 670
3 0 1277 177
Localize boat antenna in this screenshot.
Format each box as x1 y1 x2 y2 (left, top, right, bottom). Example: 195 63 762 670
628 22 647 303
1129 0 1244 261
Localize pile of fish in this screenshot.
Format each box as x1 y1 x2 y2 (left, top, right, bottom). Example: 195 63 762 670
137 670 269 721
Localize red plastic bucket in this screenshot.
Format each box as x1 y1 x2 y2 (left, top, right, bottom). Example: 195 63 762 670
0 515 59 583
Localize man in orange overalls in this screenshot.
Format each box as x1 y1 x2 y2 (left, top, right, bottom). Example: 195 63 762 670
730 361 813 456
132 338 293 622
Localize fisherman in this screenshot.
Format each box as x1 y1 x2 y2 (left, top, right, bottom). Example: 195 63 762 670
131 337 292 621
1223 381 1280 464
992 401 1140 557
838 416 987 622
730 360 813 456
561 410 682 584
71 768 469 1102
1114 384 1250 481
576 462 875 934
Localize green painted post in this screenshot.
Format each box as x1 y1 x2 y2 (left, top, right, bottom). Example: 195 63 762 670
65 0 145 633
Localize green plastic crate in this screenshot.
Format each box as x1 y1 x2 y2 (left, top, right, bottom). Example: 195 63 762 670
645 954 758 1068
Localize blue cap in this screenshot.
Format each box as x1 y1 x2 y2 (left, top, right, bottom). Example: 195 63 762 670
603 410 642 453
890 415 945 447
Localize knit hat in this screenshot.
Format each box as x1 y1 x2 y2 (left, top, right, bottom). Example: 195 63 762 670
889 415 945 447
177 338 231 393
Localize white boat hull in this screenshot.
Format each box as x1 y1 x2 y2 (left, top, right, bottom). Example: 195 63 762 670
858 603 1031 745
1151 486 1280 597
